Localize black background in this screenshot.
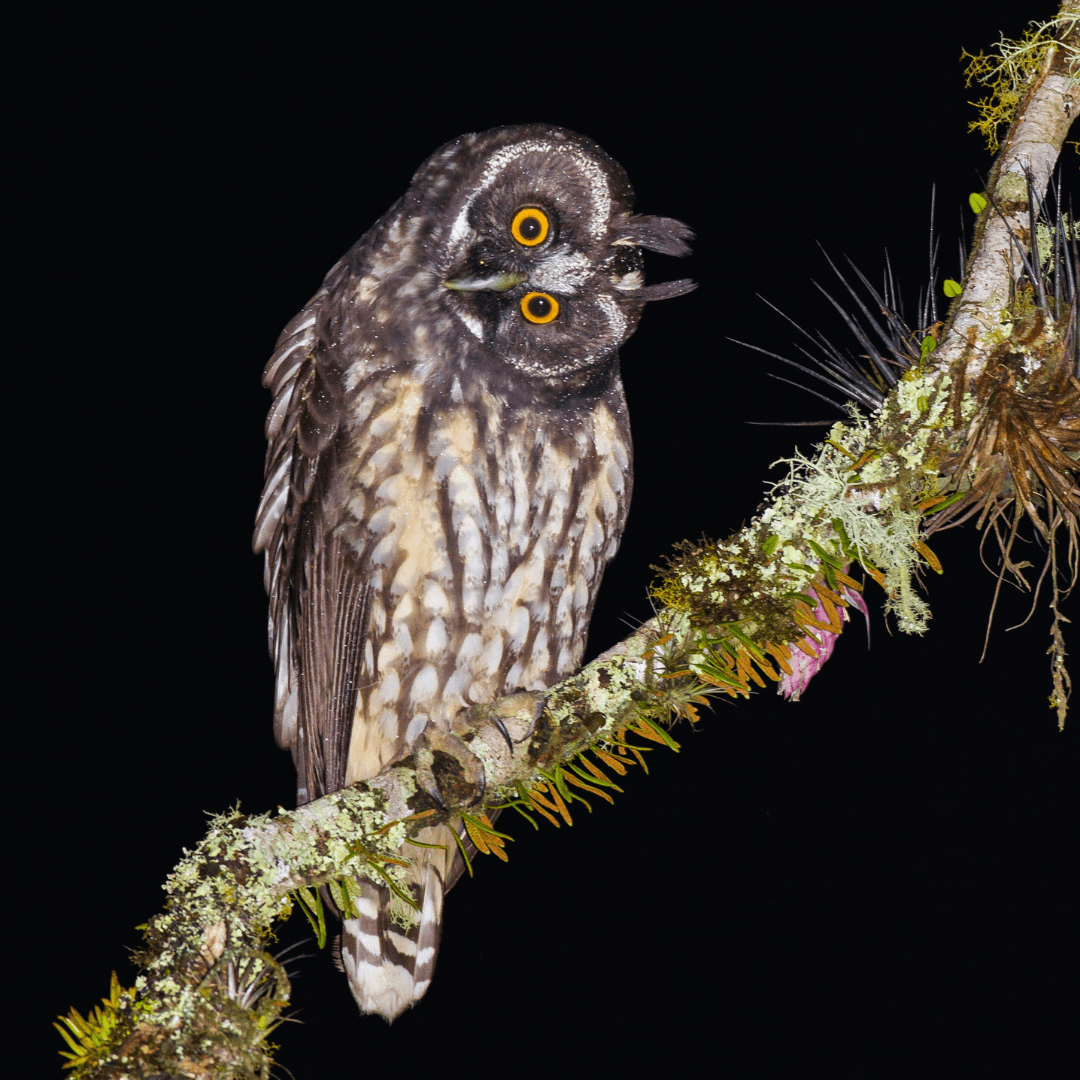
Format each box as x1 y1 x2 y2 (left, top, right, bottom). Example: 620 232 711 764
16 6 1075 1078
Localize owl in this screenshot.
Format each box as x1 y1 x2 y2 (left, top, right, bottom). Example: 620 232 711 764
253 124 694 1021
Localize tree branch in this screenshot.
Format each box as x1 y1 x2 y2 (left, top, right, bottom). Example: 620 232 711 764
60 12 1077 1077
940 6 1077 380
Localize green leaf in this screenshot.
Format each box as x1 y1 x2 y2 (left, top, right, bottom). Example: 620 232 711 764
724 624 768 663
806 538 844 569
451 829 474 878
762 533 780 557
460 811 516 841
830 518 855 559
636 715 680 750
54 1021 83 1055
822 562 838 590
943 278 963 297
699 662 750 689
295 886 327 948
919 490 966 515
568 759 623 791
327 877 359 919
919 335 936 359
969 192 987 214
552 766 575 803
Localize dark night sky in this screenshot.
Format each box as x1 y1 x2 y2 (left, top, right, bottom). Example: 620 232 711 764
16 6 1074 1078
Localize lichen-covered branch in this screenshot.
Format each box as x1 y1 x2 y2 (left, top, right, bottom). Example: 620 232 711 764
59 619 708 1079
653 6 1077 722
944 5 1077 380
60 12 1077 1078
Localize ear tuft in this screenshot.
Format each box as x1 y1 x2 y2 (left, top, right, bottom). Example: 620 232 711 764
615 215 694 256
635 278 698 301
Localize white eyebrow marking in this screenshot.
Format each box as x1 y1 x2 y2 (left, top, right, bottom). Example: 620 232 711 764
527 249 592 295
448 139 611 247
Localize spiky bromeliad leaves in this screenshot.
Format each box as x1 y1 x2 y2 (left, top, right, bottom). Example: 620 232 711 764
924 180 1079 725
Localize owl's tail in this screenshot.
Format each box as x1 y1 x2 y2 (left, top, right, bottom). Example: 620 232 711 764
338 824 454 1022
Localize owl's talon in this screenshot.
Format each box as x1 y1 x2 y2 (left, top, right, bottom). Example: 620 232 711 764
492 717 514 756
414 772 447 811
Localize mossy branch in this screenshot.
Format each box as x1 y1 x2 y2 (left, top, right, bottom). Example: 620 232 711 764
946 5 1078 381
60 619 710 1079
653 4 1077 721
63 11 1077 1077
961 6 1078 153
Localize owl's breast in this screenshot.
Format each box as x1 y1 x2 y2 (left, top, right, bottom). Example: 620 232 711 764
338 369 631 784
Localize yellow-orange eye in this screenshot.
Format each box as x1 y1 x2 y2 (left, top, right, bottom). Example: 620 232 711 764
520 291 559 324
511 207 550 246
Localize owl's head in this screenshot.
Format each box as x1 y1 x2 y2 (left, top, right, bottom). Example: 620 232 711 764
402 124 694 382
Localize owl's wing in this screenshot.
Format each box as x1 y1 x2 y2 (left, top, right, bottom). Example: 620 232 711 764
253 257 369 803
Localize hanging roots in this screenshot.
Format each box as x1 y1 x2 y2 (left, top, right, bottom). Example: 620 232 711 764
925 168 1079 728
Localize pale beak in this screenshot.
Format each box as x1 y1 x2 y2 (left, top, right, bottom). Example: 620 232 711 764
443 271 526 292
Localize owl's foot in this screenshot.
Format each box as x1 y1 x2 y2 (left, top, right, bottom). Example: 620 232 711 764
413 692 548 809
414 727 486 810
451 691 547 749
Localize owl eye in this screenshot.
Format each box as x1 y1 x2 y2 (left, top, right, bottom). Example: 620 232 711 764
520 291 559 324
511 207 550 247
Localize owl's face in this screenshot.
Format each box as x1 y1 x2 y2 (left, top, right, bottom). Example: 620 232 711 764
398 124 693 381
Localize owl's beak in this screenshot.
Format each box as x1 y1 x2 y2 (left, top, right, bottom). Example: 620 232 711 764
443 271 526 292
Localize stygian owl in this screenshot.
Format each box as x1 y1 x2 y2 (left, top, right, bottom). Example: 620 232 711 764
254 124 694 1021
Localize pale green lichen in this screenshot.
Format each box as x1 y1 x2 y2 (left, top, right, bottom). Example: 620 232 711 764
962 12 1079 152
654 354 979 646
1036 214 1078 268
764 428 932 633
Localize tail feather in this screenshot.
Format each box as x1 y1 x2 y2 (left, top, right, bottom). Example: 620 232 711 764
409 864 444 1003
340 886 418 1022
340 825 454 1022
